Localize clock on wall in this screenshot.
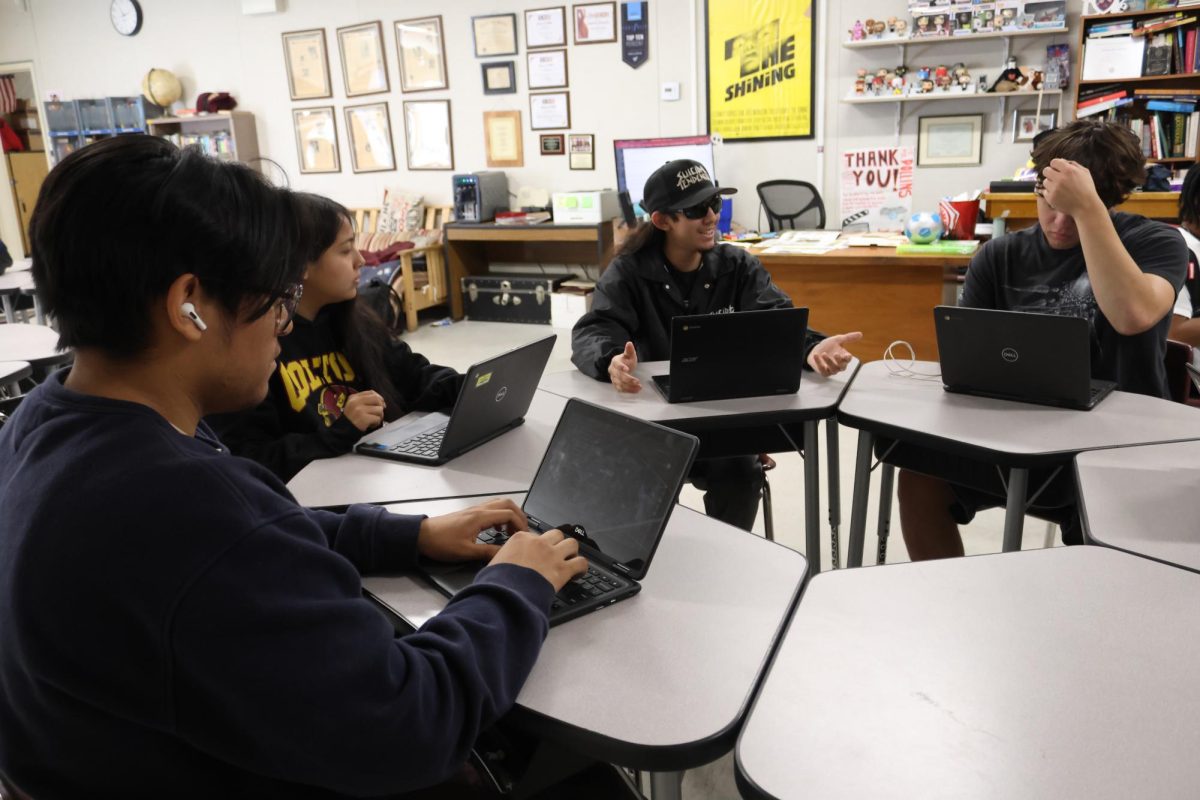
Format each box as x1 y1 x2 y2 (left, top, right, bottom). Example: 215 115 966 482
110 0 143 36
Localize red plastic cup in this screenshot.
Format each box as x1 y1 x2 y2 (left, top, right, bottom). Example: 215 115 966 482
938 199 980 240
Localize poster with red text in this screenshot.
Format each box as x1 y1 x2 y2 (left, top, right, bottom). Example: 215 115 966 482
838 146 914 232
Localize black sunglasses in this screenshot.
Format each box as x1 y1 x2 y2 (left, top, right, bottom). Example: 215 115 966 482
679 195 723 220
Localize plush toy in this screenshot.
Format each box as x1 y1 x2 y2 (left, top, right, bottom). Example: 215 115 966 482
194 92 237 114
1029 69 1044 90
989 57 1027 92
849 20 865 41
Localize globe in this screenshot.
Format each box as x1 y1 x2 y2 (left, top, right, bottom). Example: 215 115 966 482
904 211 944 244
142 68 182 108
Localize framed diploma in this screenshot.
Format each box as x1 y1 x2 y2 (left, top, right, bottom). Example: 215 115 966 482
568 133 594 170
282 29 332 101
481 61 517 95
471 13 518 58
525 6 567 49
395 16 448 93
483 110 523 168
572 2 617 44
527 49 568 90
529 91 570 130
337 21 390 97
403 99 455 171
292 107 340 174
344 102 396 173
540 133 565 155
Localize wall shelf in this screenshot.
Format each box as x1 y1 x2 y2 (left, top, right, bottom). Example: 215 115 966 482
843 89 1062 104
843 27 1069 50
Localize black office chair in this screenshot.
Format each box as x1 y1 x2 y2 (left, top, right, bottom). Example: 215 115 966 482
756 180 826 232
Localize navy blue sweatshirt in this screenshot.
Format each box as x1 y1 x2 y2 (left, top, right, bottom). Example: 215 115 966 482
0 372 552 798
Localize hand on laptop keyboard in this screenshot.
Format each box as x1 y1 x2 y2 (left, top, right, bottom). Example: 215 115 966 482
489 528 589 592
416 498 529 562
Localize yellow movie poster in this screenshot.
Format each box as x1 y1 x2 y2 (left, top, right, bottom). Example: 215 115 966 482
706 0 814 141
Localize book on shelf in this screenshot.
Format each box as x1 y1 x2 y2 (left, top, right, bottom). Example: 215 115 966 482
1077 97 1134 116
494 211 551 225
1078 89 1128 108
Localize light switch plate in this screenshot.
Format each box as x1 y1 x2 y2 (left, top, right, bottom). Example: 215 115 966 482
660 82 680 101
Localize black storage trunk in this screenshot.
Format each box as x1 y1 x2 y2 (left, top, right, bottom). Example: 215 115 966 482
461 273 566 324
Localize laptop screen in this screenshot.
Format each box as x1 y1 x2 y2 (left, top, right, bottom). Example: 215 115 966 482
523 400 697 579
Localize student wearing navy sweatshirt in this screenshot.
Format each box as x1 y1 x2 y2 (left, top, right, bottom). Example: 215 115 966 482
0 136 587 798
211 193 464 481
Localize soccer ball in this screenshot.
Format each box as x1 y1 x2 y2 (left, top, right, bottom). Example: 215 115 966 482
904 211 944 244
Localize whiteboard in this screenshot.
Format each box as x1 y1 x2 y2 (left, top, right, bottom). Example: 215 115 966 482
615 136 716 212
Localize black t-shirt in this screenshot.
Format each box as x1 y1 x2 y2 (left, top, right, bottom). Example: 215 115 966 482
666 261 702 299
961 212 1187 398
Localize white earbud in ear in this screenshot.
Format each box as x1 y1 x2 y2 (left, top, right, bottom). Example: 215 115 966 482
180 302 207 332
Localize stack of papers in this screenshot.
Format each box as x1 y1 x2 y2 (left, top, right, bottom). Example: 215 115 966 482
896 240 980 255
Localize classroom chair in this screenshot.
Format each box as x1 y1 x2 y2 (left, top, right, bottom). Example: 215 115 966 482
756 180 826 232
1164 339 1196 405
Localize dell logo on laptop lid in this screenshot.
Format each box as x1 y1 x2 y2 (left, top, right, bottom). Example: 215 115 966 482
495 386 508 402
1001 347 1019 363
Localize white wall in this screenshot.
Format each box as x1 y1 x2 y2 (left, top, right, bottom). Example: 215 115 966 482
0 0 1083 229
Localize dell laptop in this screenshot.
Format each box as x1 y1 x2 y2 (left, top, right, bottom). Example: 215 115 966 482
934 306 1116 410
355 335 555 465
421 398 699 626
651 307 810 403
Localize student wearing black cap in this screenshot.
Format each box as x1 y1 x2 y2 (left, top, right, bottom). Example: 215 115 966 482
572 159 861 531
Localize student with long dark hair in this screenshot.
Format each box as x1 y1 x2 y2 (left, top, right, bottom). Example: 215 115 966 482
211 193 463 480
1168 164 1200 347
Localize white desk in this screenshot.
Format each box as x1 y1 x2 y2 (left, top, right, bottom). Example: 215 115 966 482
839 361 1200 565
1077 441 1200 574
539 361 857 572
0 269 42 324
0 323 68 368
8 258 32 272
287 390 567 507
366 494 808 800
0 361 31 393
736 547 1200 800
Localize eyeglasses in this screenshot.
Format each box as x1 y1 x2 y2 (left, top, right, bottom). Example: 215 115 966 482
679 195 723 220
273 283 303 334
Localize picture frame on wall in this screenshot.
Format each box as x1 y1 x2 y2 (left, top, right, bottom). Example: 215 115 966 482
481 61 517 94
568 133 594 170
484 110 524 168
337 21 390 97
1012 109 1056 142
344 102 396 173
525 6 567 49
539 133 565 155
403 99 454 170
527 49 568 90
395 16 449 93
529 91 571 130
572 2 617 44
281 29 332 101
917 114 983 167
292 106 340 174
472 13 519 58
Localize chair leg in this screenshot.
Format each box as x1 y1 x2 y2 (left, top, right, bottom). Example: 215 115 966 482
761 472 774 542
398 254 419 332
876 463 896 565
1042 521 1057 549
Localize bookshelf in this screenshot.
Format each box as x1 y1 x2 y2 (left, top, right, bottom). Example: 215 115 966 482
146 111 259 166
1073 9 1200 163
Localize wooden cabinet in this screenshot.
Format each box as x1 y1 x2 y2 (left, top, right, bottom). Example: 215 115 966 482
6 152 50 254
146 111 259 166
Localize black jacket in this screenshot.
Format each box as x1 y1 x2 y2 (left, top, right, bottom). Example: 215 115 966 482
571 242 825 379
209 310 464 481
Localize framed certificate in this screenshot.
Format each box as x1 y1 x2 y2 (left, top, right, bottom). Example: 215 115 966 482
917 114 983 167
281 29 332 101
527 49 568 90
529 91 570 130
403 99 454 171
481 61 517 95
337 21 390 97
472 13 519 58
540 133 565 155
568 133 594 170
573 2 617 44
292 106 340 174
483 110 523 168
344 102 396 173
395 16 448 93
525 6 567 49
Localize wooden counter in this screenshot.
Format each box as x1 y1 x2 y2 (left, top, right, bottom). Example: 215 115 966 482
983 191 1180 233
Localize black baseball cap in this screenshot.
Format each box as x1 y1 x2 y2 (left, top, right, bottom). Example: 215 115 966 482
641 159 737 214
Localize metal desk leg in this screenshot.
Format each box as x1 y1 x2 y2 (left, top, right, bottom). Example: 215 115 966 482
1 295 15 324
649 771 683 800
846 431 875 569
803 420 821 574
826 418 841 569
32 294 45 326
876 463 895 565
1002 467 1029 553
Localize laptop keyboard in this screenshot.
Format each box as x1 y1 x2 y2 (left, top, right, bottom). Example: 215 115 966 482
475 528 625 612
387 424 447 457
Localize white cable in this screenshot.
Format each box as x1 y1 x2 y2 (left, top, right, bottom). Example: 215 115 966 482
883 340 943 381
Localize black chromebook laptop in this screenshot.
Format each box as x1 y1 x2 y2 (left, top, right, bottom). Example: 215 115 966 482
421 398 699 626
651 307 809 403
355 335 555 465
935 306 1116 410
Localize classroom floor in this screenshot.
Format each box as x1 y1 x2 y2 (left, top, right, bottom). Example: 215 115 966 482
400 316 1058 799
